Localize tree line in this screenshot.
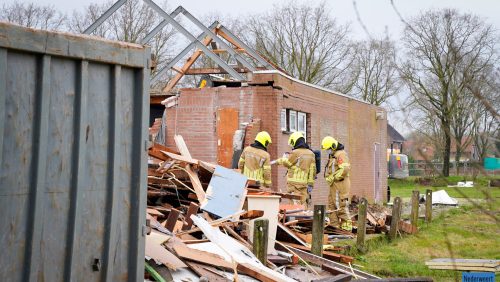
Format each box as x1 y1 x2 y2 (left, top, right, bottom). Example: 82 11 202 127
1 0 498 176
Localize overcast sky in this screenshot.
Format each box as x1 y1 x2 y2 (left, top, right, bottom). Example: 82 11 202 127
6 0 499 134
12 0 500 40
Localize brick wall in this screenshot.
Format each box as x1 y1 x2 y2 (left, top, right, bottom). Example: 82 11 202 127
165 73 387 203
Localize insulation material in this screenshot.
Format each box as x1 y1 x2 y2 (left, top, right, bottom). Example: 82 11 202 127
191 215 295 282
431 190 459 205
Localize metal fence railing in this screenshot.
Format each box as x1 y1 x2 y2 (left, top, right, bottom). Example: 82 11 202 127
408 162 499 177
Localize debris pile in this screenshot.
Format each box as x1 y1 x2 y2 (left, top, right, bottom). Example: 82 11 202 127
144 135 381 281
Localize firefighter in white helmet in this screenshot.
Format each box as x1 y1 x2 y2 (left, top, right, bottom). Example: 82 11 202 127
238 131 272 188
321 136 352 231
275 132 316 206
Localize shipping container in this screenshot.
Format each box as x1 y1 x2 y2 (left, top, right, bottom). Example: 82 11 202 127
0 22 150 281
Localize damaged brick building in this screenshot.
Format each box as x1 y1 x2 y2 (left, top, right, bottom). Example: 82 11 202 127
162 70 388 204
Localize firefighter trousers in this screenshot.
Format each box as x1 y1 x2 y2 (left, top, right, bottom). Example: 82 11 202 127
287 182 308 207
328 177 351 227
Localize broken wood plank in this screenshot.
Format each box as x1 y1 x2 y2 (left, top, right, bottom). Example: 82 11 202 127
191 215 295 282
277 222 308 246
398 220 418 234
366 210 378 226
182 202 199 230
295 233 328 245
174 135 193 159
285 246 379 279
184 261 231 282
281 242 354 264
236 263 277 282
147 208 164 217
427 265 499 272
240 210 264 220
247 188 302 200
145 231 187 270
150 142 180 155
165 208 180 232
172 243 233 269
313 272 351 282
162 151 199 165
184 165 206 203
425 258 500 267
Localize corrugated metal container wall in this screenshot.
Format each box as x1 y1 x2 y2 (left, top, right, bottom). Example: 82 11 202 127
0 22 150 281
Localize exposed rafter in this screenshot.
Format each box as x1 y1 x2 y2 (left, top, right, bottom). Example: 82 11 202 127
84 0 276 101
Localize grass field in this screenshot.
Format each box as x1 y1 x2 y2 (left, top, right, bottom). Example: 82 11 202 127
389 176 500 200
347 204 500 281
339 176 500 281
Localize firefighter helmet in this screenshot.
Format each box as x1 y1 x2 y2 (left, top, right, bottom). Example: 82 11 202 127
288 131 304 147
255 131 272 147
321 136 338 151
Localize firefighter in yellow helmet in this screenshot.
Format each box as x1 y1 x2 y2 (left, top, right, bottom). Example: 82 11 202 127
238 131 272 188
275 132 316 206
321 136 352 231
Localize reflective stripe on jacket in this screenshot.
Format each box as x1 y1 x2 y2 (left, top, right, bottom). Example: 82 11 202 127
277 148 316 186
238 146 272 186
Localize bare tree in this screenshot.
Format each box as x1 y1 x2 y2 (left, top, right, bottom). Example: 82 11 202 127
69 0 177 80
400 9 497 176
350 38 400 106
247 1 357 92
0 2 66 31
470 66 500 161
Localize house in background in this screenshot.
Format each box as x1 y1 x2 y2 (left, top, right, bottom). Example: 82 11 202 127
163 71 388 203
387 123 405 155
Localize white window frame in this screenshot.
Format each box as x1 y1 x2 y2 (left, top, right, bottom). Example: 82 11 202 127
289 110 297 132
298 112 307 139
280 109 287 131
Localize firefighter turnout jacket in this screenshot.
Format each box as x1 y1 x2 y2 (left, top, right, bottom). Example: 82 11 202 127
238 144 272 187
325 149 351 186
277 148 316 186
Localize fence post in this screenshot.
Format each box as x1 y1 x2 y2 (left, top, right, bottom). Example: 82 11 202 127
356 198 368 252
253 219 269 264
389 197 402 240
311 205 326 256
410 190 420 228
425 189 432 223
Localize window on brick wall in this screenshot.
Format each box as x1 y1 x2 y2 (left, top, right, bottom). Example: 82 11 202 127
281 108 308 139
280 109 287 131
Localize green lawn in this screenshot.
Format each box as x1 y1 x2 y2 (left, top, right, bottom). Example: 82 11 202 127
389 176 500 201
348 204 500 281
337 176 500 281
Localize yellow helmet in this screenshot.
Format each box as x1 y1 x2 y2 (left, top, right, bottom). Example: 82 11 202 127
321 136 338 150
288 131 304 147
255 131 272 147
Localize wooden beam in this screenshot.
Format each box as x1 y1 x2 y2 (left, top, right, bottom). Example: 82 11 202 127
162 27 219 93
212 48 245 53
389 197 402 240
425 189 432 222
410 190 420 228
356 198 367 252
253 219 269 264
311 205 325 257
